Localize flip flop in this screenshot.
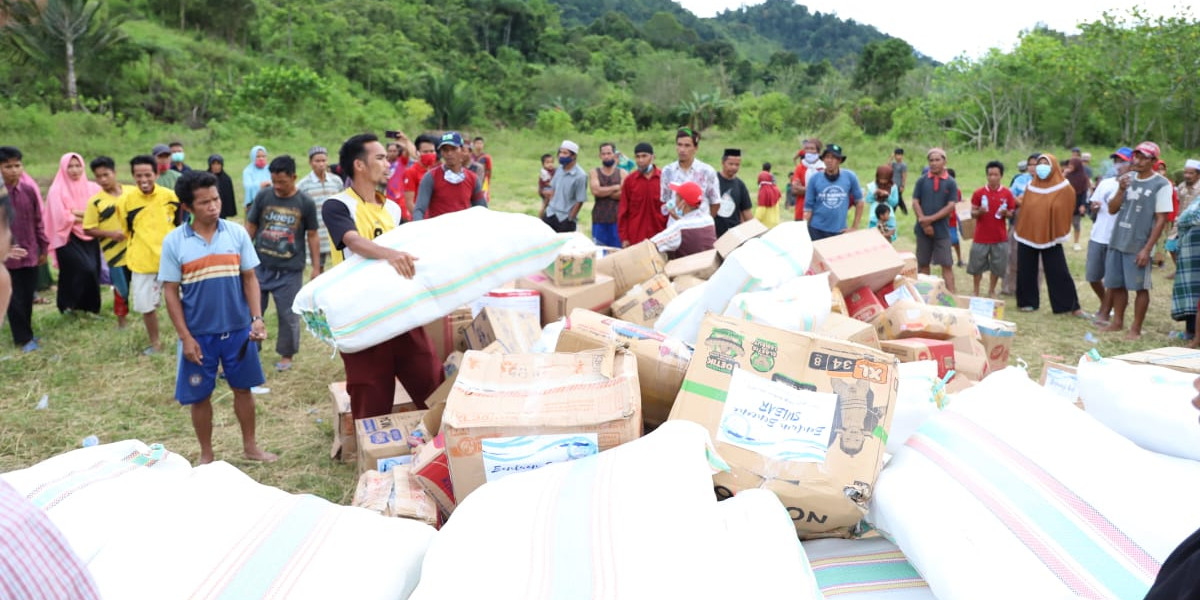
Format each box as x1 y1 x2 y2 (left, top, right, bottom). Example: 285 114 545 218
274 362 292 372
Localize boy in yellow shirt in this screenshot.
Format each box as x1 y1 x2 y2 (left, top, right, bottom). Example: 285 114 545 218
119 155 180 354
83 156 133 328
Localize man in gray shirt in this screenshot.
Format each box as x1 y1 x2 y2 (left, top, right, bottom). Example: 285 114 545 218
541 140 587 233
1101 141 1172 340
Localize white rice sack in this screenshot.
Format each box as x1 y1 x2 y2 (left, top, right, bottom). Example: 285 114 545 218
411 421 822 600
1077 356 1200 461
723 273 832 333
869 367 1200 600
87 461 435 600
885 360 947 455
293 207 566 353
0 440 192 564
803 537 934 599
655 221 813 343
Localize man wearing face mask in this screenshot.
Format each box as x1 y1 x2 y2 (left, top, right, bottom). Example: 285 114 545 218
618 142 665 247
804 143 864 242
542 140 588 233
168 141 191 173
152 144 182 191
413 131 485 221
589 142 625 248
790 138 824 220
402 134 439 222
650 181 716 259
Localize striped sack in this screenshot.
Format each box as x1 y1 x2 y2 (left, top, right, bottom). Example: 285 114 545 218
804 537 933 599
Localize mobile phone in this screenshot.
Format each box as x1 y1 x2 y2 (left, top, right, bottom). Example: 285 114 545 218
384 130 401 139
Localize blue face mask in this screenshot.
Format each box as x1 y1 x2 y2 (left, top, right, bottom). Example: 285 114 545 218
558 155 573 167
171 151 185 163
1035 164 1052 179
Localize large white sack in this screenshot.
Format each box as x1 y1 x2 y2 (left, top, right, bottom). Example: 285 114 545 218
411 421 822 600
87 461 435 600
0 440 192 564
723 272 832 332
1077 355 1200 461
293 207 566 353
655 221 813 344
869 367 1200 600
803 537 934 599
885 360 948 455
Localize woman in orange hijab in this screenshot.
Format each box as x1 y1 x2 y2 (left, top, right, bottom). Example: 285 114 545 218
1014 153 1084 315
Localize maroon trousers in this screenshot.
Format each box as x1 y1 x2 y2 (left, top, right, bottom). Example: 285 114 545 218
342 328 443 420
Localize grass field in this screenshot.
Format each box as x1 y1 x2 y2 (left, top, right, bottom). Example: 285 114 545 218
1 124 1192 504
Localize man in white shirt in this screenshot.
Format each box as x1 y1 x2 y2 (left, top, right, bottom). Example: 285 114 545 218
660 128 720 220
1085 147 1130 326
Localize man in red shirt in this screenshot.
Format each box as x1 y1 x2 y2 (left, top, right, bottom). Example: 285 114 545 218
967 160 1015 297
402 134 438 220
413 131 486 220
618 142 666 247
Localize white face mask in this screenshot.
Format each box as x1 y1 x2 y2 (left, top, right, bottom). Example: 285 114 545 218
804 152 819 163
443 169 465 184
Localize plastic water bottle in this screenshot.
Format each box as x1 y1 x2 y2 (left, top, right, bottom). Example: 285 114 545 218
981 197 989 212
81 435 99 448
996 200 1007 219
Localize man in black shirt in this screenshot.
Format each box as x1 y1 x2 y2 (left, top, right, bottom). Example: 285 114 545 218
715 148 753 238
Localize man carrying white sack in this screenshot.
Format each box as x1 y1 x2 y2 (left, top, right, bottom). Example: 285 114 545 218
321 133 443 419
650 181 716 259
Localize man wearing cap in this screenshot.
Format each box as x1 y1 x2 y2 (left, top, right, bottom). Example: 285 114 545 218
715 148 753 238
804 143 864 241
153 144 181 190
297 145 344 270
661 128 720 220
650 181 716 259
618 142 665 247
1101 141 1172 340
414 131 485 221
589 142 625 248
911 147 958 293
542 140 588 233
1084 147 1132 324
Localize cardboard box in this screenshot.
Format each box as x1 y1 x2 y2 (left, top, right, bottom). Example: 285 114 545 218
356 411 426 474
672 274 706 294
975 317 1016 373
516 272 616 325
955 295 1006 320
1039 361 1084 409
669 314 899 538
1111 347 1200 374
544 249 596 286
845 286 886 323
442 348 643 502
413 433 455 519
880 338 956 379
953 339 991 383
876 300 981 353
830 287 848 316
956 202 974 240
665 249 720 280
464 307 542 353
351 467 439 527
469 288 541 319
422 306 473 364
714 218 769 258
556 308 693 428
913 275 956 307
811 229 904 294
610 273 678 327
597 239 667 298
880 277 921 307
898 252 918 279
329 381 417 462
814 312 881 349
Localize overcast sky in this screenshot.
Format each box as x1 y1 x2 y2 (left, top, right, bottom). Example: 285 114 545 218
678 0 1186 63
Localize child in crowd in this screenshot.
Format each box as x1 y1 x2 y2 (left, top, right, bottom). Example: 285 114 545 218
947 167 964 267
754 162 781 228
538 153 555 203
873 203 896 242
967 160 1014 298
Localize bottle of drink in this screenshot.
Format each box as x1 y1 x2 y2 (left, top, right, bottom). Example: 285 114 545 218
981 196 989 212
996 200 1007 219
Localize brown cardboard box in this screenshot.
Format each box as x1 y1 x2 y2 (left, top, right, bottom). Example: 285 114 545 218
880 277 922 307
556 308 693 428
544 249 596 286
356 411 426 473
953 339 991 383
611 274 678 327
956 202 974 240
811 229 904 294
954 295 1006 320
880 338 956 379
672 274 707 293
975 317 1016 373
665 249 720 280
422 306 473 364
412 434 454 519
669 314 898 538
830 287 848 315
714 218 769 258
898 252 918 279
596 239 668 298
844 286 886 323
814 313 881 349
516 272 616 325
442 348 643 502
876 300 981 353
469 288 541 319
1111 347 1200 374
1039 361 1084 409
913 275 956 307
464 307 542 353
329 381 417 462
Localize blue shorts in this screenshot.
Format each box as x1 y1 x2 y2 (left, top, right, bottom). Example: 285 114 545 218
950 224 960 245
175 327 265 405
592 222 620 249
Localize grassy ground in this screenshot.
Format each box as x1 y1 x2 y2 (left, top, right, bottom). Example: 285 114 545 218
1 126 1191 504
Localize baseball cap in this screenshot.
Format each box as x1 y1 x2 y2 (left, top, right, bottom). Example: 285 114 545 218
1110 147 1133 162
437 131 464 149
560 140 580 155
820 143 846 160
307 146 328 159
151 144 171 156
1134 141 1161 159
668 181 703 207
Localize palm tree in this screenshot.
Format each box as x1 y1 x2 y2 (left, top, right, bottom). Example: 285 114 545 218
423 73 477 130
1 0 127 111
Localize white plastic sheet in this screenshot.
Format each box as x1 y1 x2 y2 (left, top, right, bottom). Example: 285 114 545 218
1077 356 1200 461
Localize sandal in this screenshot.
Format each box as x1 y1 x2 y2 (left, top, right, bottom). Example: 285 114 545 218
274 361 292 372
1019 306 1036 312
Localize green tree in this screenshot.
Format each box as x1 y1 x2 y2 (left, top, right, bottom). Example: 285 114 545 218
423 73 477 129
1 0 128 110
852 38 917 101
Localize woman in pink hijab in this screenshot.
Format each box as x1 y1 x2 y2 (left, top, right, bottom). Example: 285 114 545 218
44 152 102 313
